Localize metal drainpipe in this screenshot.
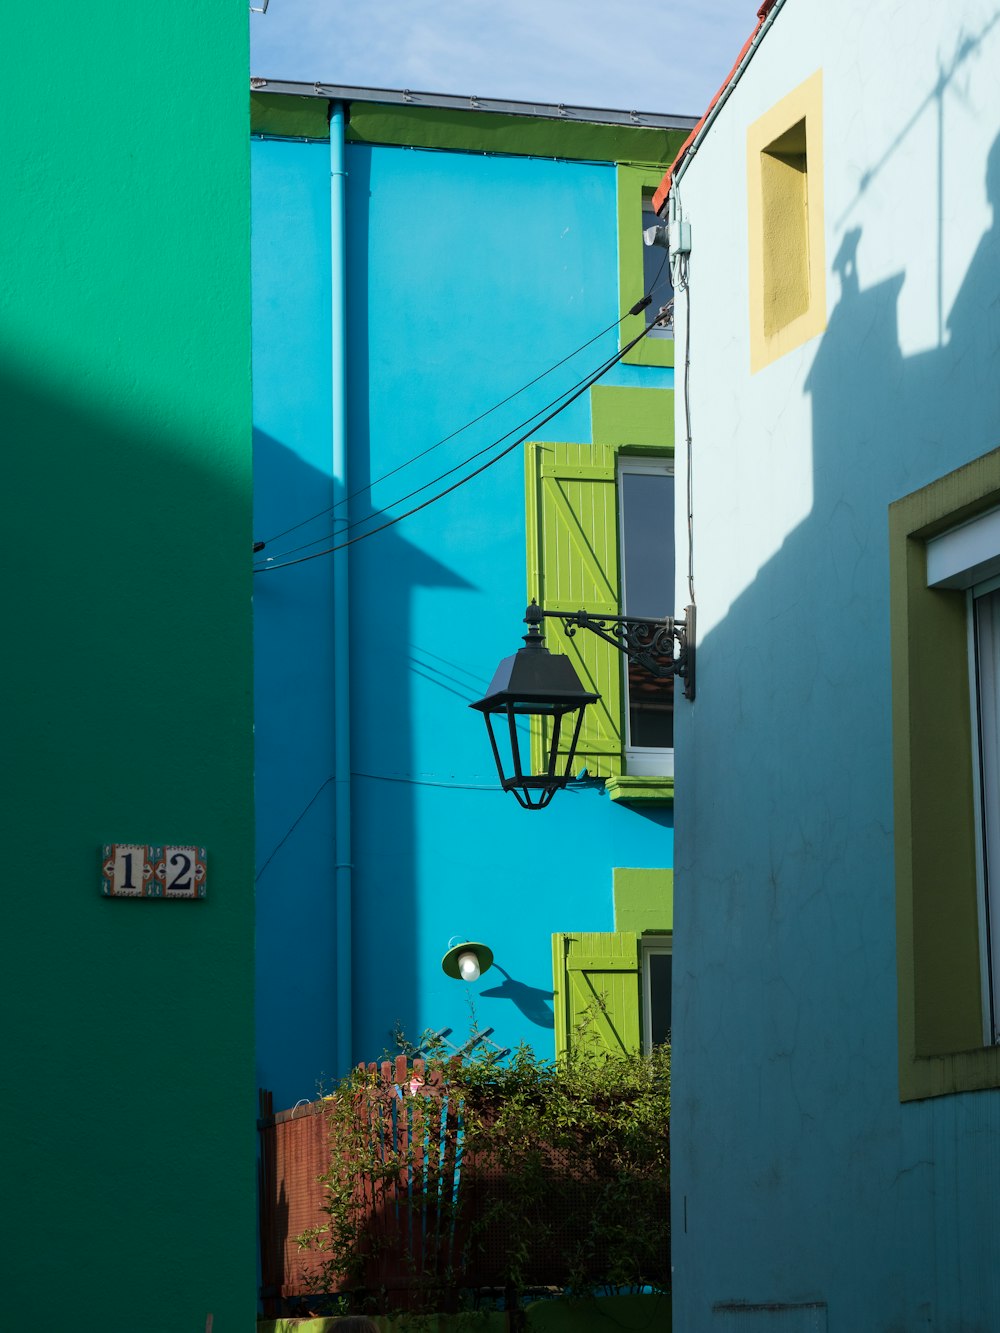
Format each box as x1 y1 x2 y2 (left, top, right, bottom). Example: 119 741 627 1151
330 102 353 1075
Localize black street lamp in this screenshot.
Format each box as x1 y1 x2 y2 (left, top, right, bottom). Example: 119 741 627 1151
473 601 695 809
470 604 599 810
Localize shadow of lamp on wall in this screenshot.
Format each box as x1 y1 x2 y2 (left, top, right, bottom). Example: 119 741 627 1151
441 940 554 1030
479 964 555 1030
471 600 695 809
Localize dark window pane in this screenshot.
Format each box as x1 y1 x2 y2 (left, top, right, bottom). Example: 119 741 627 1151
629 663 674 748
642 205 674 335
620 472 674 618
620 470 674 748
647 951 672 1047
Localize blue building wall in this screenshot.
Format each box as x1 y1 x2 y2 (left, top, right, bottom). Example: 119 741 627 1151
252 122 675 1109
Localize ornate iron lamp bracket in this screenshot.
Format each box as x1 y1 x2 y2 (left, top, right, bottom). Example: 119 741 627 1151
525 601 696 701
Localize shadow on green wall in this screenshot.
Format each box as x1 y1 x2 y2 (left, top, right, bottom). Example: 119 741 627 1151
2 347 255 1329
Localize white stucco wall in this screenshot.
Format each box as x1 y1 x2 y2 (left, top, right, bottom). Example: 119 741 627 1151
674 0 1000 637
670 1 1000 1327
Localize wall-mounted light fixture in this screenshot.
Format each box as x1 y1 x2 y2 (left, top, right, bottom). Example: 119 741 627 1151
470 607 600 810
441 938 494 982
540 600 695 700
472 601 695 809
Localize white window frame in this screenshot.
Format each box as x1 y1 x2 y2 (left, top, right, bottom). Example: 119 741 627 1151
617 456 675 778
641 933 672 1054
928 509 1000 1044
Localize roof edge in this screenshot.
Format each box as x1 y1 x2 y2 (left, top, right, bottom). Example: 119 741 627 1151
249 78 698 132
652 0 786 213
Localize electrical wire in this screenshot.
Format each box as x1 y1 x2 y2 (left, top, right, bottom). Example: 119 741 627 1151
684 266 694 605
352 770 499 791
254 322 656 574
255 337 629 570
257 330 644 566
254 291 667 553
670 207 695 607
255 776 334 882
646 245 671 326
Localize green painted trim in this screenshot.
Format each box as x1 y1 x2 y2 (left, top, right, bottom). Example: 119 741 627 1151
525 438 542 623
345 102 687 164
890 445 1000 1100
251 92 330 140
591 385 674 450
552 931 570 1059
552 930 641 1058
613 867 673 933
606 775 674 805
526 440 623 779
247 93 690 164
525 424 673 783
617 164 674 368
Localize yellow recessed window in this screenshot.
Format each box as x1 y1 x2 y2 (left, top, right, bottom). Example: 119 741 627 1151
747 71 825 372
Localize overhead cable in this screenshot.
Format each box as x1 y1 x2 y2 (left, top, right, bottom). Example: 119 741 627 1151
254 290 662 553
258 317 656 565
253 319 658 574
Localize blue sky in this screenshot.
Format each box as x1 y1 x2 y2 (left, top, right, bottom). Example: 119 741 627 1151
250 0 757 120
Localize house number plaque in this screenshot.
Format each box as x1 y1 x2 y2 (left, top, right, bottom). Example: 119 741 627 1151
101 844 207 899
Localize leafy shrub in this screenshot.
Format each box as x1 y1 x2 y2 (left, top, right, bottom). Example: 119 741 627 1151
299 1033 669 1317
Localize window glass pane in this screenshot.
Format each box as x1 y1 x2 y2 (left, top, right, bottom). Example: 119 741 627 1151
647 951 672 1047
642 203 674 337
628 664 673 748
621 472 673 616
621 469 674 749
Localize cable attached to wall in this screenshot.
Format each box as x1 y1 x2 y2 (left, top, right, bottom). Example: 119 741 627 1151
253 289 666 557
254 317 660 574
669 189 696 609
257 335 636 565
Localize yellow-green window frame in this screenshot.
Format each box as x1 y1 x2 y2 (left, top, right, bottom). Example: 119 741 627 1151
524 387 675 804
552 868 673 1059
617 164 675 369
890 444 1000 1099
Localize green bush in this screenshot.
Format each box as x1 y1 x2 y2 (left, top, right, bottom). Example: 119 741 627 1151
299 1035 669 1317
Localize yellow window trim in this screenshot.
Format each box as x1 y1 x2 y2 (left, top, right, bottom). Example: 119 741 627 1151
747 69 826 374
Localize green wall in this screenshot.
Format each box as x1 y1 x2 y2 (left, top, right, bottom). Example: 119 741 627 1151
1 7 255 1330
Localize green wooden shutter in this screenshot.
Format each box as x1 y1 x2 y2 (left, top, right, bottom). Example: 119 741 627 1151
525 441 623 778
552 931 641 1059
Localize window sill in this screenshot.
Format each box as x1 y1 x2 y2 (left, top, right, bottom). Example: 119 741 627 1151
606 775 674 805
900 1046 1000 1102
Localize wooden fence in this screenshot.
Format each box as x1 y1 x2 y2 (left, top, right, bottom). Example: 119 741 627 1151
258 1055 669 1317
258 1057 464 1315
